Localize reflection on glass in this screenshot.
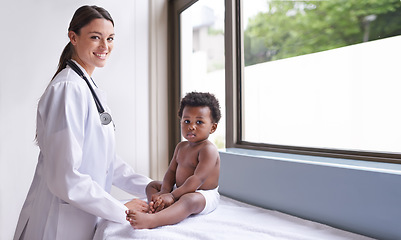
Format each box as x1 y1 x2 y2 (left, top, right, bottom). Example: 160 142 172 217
242 0 401 154
180 0 225 149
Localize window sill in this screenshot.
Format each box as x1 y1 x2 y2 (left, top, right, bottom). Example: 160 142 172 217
221 147 401 175
218 148 401 240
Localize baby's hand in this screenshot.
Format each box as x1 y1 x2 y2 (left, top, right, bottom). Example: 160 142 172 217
148 201 156 213
153 193 175 212
152 197 164 213
149 192 164 213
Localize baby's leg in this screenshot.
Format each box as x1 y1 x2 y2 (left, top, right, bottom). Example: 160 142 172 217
146 181 162 202
127 192 206 229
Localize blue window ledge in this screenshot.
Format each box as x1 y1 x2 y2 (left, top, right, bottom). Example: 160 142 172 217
219 148 401 240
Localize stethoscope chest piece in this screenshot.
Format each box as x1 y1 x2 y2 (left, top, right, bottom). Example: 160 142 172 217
100 112 112 125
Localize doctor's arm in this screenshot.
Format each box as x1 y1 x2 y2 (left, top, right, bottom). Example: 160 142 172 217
112 155 152 211
112 155 152 198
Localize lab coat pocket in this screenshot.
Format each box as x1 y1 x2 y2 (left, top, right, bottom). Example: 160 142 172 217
56 203 97 240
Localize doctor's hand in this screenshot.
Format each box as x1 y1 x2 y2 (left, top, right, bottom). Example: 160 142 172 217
124 198 148 213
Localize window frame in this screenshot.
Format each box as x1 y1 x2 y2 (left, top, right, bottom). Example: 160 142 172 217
168 0 199 159
224 0 401 164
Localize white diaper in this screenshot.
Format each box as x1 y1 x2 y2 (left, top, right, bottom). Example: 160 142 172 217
196 186 220 215
173 185 220 215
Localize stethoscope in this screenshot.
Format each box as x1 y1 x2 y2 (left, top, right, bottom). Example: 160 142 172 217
66 59 113 125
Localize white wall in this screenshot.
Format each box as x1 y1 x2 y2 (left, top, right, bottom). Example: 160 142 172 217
0 1 151 239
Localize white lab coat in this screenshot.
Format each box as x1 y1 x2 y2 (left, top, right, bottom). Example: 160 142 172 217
13 61 152 240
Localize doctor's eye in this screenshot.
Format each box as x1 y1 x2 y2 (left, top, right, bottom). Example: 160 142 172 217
107 37 114 42
91 36 100 40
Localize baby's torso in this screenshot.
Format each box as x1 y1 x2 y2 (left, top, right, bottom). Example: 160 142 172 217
175 141 220 190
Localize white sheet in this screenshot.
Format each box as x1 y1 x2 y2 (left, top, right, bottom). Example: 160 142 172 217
93 196 374 240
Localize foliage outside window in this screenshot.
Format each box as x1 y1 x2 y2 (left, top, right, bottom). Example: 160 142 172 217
244 0 401 65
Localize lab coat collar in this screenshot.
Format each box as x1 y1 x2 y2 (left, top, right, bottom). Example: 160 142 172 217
69 59 98 88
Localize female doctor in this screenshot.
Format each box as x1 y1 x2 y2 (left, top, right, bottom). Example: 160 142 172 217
13 5 152 240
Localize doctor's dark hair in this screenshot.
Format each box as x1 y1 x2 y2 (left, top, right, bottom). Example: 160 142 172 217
178 92 221 123
52 5 114 80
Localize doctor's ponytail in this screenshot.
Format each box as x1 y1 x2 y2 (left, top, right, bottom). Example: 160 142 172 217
52 42 74 80
52 5 114 80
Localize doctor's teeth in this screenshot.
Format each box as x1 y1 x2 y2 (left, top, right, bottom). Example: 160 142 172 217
96 53 106 57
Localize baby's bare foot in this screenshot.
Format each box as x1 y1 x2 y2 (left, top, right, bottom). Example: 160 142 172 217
127 211 159 229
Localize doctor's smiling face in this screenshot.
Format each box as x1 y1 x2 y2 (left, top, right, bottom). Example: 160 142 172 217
69 18 114 76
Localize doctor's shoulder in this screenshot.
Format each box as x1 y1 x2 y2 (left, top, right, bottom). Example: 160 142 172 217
39 67 91 104
43 67 88 92
51 67 86 85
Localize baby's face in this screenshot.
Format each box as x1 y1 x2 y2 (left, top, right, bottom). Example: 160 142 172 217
180 106 217 143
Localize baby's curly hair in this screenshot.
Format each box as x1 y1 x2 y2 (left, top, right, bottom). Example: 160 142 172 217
178 92 221 123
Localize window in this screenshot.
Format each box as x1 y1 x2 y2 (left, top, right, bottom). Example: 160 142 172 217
226 0 401 163
169 0 226 152
180 0 226 149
